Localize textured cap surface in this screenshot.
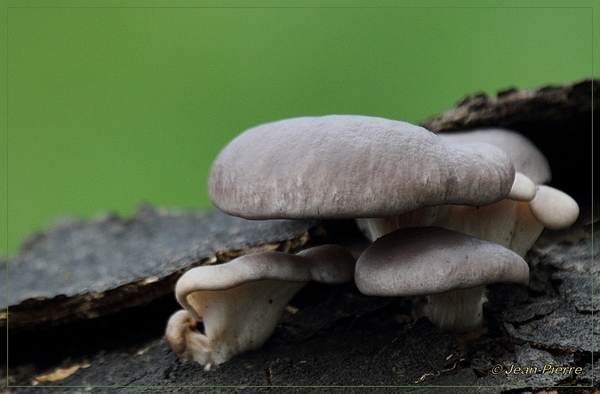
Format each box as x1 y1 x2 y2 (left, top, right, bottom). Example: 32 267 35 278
438 128 551 184
355 226 529 296
209 115 515 219
176 244 355 298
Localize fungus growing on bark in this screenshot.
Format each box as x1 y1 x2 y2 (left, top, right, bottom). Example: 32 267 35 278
353 130 578 331
355 227 530 331
208 115 517 219
166 244 355 370
206 115 579 331
355 187 579 332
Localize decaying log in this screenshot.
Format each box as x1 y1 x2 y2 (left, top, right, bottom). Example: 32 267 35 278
3 79 597 393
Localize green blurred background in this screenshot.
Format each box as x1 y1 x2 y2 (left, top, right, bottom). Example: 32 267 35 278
0 0 595 257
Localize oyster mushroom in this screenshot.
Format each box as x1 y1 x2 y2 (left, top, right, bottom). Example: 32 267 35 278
208 115 517 220
356 126 555 243
355 127 578 248
207 115 578 331
166 244 355 370
353 129 578 331
354 181 578 331
355 227 530 331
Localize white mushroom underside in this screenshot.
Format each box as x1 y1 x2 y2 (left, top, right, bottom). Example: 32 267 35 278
356 198 545 257
167 245 356 369
171 279 306 370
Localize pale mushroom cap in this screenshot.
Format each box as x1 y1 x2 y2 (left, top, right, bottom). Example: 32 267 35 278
528 185 580 230
355 227 529 297
167 244 356 369
507 172 537 202
176 244 355 306
209 115 516 219
438 128 552 184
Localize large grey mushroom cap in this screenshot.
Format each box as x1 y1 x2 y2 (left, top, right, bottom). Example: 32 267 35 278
209 115 516 219
438 128 551 184
355 227 530 297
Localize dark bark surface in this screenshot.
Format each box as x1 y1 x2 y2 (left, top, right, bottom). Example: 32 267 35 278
422 79 595 206
1 206 317 330
5 225 597 393
3 79 597 393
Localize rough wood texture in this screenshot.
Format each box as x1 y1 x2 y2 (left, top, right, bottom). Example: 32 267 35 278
422 79 595 205
1 206 318 330
4 225 597 392
4 79 597 393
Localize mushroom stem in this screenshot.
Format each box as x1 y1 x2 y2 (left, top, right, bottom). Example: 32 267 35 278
413 286 487 331
355 227 529 332
356 206 447 242
170 279 306 370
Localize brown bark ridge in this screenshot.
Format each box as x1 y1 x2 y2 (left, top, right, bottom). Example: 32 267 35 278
422 79 595 205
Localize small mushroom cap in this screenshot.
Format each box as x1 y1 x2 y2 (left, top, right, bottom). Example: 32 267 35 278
355 227 529 297
176 244 355 308
507 172 537 202
528 185 580 230
209 115 515 219
438 128 551 184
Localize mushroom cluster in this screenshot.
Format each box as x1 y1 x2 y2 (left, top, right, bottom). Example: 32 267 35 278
355 127 579 330
168 115 579 368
